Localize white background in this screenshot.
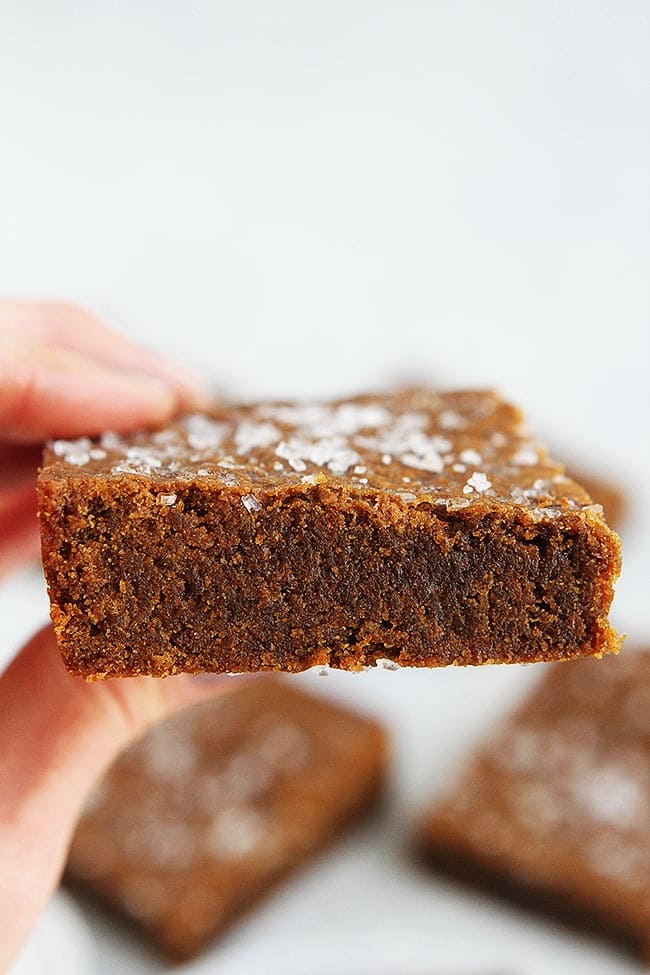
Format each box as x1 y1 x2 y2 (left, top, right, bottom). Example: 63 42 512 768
1 2 648 972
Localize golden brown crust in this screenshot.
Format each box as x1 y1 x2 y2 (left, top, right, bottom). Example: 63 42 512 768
37 387 622 678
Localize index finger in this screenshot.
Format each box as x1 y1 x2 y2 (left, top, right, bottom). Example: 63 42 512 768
0 336 184 442
0 301 206 408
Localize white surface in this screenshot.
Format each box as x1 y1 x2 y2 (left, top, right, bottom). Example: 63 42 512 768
0 1 648 973
8 890 96 975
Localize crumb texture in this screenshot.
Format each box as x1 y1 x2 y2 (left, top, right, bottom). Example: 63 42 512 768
37 388 621 677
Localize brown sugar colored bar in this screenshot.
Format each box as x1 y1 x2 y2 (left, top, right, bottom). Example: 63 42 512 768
417 650 650 963
66 678 386 961
37 387 622 679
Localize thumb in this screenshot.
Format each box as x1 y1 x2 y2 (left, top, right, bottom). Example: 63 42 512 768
0 625 234 970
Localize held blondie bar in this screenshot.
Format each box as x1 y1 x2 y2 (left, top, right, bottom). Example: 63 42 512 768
38 388 621 678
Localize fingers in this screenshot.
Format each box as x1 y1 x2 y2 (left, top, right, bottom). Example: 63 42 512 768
1 624 234 800
0 299 221 967
0 300 207 412
0 300 213 442
0 444 42 492
0 335 181 441
0 624 235 970
0 483 40 579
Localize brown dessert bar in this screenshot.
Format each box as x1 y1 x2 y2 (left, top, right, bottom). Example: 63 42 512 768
419 650 650 961
67 678 386 960
37 387 621 679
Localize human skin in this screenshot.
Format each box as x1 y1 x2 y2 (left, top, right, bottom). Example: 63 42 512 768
0 302 234 970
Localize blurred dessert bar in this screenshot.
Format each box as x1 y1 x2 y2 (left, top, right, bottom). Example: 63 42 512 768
38 387 621 678
67 678 386 960
419 650 650 961
565 465 627 531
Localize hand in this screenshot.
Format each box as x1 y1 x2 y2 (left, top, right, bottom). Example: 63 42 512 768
0 301 231 970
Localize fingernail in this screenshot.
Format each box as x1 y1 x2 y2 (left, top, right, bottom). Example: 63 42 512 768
137 353 213 410
123 372 177 414
182 385 217 412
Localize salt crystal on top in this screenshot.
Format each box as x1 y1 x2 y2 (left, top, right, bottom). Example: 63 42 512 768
438 409 465 430
459 448 482 466
47 390 599 522
52 437 93 467
512 445 539 467
465 472 492 494
184 415 227 452
241 494 261 513
234 421 281 455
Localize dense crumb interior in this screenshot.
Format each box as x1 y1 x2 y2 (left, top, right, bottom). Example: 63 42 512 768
39 478 620 678
37 389 622 677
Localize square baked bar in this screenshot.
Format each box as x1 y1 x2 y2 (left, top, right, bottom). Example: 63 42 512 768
38 387 621 678
419 650 650 961
67 678 386 960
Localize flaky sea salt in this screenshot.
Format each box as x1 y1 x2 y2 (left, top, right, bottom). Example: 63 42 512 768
158 493 177 506
375 658 400 671
459 448 482 466
275 440 307 472
465 472 492 494
438 409 465 430
207 806 266 859
111 463 142 475
400 450 443 473
332 403 391 435
100 431 125 452
234 421 280 455
126 446 162 469
184 414 227 452
241 494 261 513
444 497 472 510
52 437 92 466
275 436 360 475
512 446 539 466
259 401 390 439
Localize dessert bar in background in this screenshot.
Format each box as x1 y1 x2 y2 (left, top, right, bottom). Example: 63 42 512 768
67 678 386 961
564 466 627 532
38 387 621 678
418 649 650 962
